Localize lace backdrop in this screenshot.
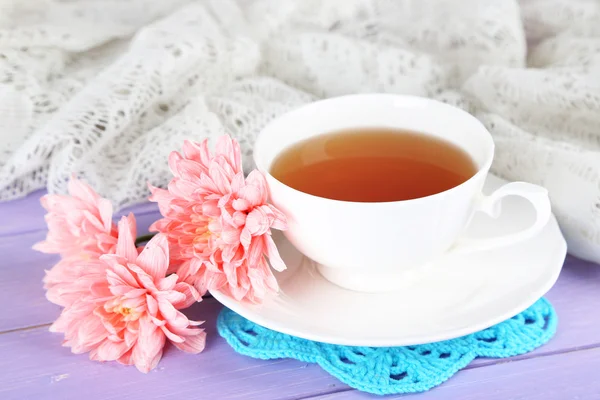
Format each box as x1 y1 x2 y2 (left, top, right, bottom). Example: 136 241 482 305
1 0 599 263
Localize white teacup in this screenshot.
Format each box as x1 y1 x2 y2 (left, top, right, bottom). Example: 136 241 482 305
253 94 551 292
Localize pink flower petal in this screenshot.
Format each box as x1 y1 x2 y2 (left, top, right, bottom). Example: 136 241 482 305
229 282 250 301
168 178 198 200
35 176 118 258
160 326 185 343
136 234 169 281
105 263 140 289
240 227 252 249
198 174 220 195
221 243 239 263
214 135 242 175
159 290 187 305
220 226 241 245
146 294 158 316
168 151 183 176
244 170 268 205
194 271 222 295
238 184 262 207
198 140 212 168
148 185 175 216
149 316 166 326
117 349 134 366
32 240 53 254
208 162 232 195
171 155 207 182
94 339 131 361
172 329 206 354
214 135 233 162
223 261 238 289
132 318 165 373
267 205 288 230
201 199 220 218
181 140 203 163
125 213 137 241
76 315 108 349
127 264 157 290
156 298 189 328
245 208 271 236
172 282 200 309
157 274 178 291
232 197 250 211
231 172 245 194
82 210 105 232
123 288 148 299
264 234 286 271
68 177 98 205
90 282 113 299
116 217 138 263
246 238 264 268
175 259 199 282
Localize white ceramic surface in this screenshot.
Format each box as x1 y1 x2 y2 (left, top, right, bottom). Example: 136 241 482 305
253 94 551 292
211 175 567 347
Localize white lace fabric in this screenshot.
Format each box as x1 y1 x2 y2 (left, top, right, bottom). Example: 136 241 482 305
1 0 599 263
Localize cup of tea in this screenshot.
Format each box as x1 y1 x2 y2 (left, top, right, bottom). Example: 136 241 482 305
253 94 551 292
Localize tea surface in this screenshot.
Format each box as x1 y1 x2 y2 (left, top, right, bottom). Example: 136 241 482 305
270 128 477 202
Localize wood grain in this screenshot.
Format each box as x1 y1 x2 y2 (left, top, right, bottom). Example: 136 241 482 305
0 299 347 400
2 297 599 400
311 347 600 399
2 193 600 400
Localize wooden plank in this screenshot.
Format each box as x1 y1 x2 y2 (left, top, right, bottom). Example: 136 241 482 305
0 298 345 400
311 347 600 399
1 298 599 400
2 193 600 400
468 254 600 366
0 190 47 237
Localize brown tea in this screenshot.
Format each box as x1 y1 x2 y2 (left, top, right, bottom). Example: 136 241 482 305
270 128 477 202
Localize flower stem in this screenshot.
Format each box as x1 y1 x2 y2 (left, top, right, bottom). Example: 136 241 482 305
135 233 157 246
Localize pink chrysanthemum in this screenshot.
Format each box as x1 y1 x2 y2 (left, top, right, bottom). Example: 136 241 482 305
34 177 118 258
49 217 205 373
42 214 136 308
34 177 126 308
149 135 287 304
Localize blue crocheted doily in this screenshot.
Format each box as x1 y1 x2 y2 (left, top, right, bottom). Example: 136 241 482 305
217 298 556 395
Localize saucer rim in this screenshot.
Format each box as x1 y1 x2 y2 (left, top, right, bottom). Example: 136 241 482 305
211 175 567 346
211 219 565 346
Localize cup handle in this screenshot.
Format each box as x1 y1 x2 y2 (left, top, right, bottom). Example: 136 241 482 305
452 182 552 254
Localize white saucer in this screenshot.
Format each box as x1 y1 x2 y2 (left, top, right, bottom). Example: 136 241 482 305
211 175 567 347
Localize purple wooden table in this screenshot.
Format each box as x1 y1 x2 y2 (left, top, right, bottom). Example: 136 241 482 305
1 191 600 400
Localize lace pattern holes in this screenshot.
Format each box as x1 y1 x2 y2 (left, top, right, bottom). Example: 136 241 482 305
0 0 599 263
